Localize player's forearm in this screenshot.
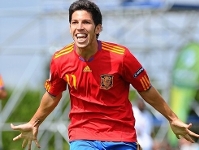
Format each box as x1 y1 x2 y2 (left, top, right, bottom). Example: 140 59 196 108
29 92 62 127
139 86 178 122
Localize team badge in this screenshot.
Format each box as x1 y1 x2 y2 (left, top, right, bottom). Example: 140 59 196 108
100 74 113 90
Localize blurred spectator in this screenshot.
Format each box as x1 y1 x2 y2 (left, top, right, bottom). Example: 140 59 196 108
153 139 173 150
133 98 154 150
0 75 7 100
179 138 199 150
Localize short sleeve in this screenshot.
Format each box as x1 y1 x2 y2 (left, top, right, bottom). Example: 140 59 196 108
44 57 67 96
122 49 151 91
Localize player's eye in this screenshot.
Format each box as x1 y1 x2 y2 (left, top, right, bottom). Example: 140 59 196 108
71 21 78 24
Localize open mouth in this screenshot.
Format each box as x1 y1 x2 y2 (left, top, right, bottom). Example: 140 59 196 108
76 33 88 42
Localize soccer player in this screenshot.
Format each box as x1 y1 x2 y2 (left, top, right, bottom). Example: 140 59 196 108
10 0 199 150
0 75 7 100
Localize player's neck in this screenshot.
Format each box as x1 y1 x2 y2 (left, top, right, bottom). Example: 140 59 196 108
76 40 98 61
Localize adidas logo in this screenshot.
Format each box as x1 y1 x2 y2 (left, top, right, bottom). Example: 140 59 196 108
83 65 92 72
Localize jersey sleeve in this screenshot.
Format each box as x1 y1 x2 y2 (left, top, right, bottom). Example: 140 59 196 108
122 49 151 92
44 57 67 96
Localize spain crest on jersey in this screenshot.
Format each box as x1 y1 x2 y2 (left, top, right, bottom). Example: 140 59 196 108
100 74 113 90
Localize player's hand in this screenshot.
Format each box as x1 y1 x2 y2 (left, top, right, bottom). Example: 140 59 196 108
10 123 41 150
169 118 199 143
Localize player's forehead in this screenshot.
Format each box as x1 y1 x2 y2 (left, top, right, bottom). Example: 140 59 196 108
71 10 93 21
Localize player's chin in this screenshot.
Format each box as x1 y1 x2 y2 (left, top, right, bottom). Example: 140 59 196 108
75 41 89 49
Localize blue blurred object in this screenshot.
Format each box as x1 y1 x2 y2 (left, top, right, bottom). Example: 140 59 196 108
121 0 165 9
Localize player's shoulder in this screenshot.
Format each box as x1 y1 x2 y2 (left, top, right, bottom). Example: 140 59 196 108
101 41 129 55
53 42 74 59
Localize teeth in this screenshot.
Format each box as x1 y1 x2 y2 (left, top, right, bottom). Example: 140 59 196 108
76 33 86 38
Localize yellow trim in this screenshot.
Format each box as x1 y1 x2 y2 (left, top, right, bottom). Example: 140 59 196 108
65 74 77 89
54 44 74 59
65 74 71 87
102 42 125 54
143 75 150 85
140 78 146 90
71 75 77 89
44 80 51 91
140 75 150 90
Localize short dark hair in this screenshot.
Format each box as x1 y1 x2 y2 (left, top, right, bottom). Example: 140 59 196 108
69 0 102 38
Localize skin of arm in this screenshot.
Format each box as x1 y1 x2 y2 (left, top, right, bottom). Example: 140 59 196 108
138 86 199 142
10 91 62 149
29 91 62 127
138 86 178 122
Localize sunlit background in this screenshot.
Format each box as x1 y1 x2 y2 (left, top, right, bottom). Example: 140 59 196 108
0 0 199 149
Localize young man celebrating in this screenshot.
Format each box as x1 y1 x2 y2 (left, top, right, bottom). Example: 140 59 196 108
11 0 199 150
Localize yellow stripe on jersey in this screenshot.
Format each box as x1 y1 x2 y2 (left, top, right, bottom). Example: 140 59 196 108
54 43 74 59
44 80 51 92
102 42 125 55
71 74 77 89
65 74 77 89
140 75 150 90
65 74 71 87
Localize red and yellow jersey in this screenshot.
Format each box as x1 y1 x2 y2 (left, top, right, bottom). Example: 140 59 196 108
45 40 151 142
0 75 5 89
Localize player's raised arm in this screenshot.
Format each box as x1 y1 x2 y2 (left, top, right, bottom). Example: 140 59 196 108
138 86 199 143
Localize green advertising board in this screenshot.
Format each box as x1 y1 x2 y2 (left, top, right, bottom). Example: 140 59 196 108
168 43 199 146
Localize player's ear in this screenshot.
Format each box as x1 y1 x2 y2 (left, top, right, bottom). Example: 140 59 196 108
95 24 102 35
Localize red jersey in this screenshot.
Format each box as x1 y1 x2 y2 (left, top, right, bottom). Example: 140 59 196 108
45 40 151 142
